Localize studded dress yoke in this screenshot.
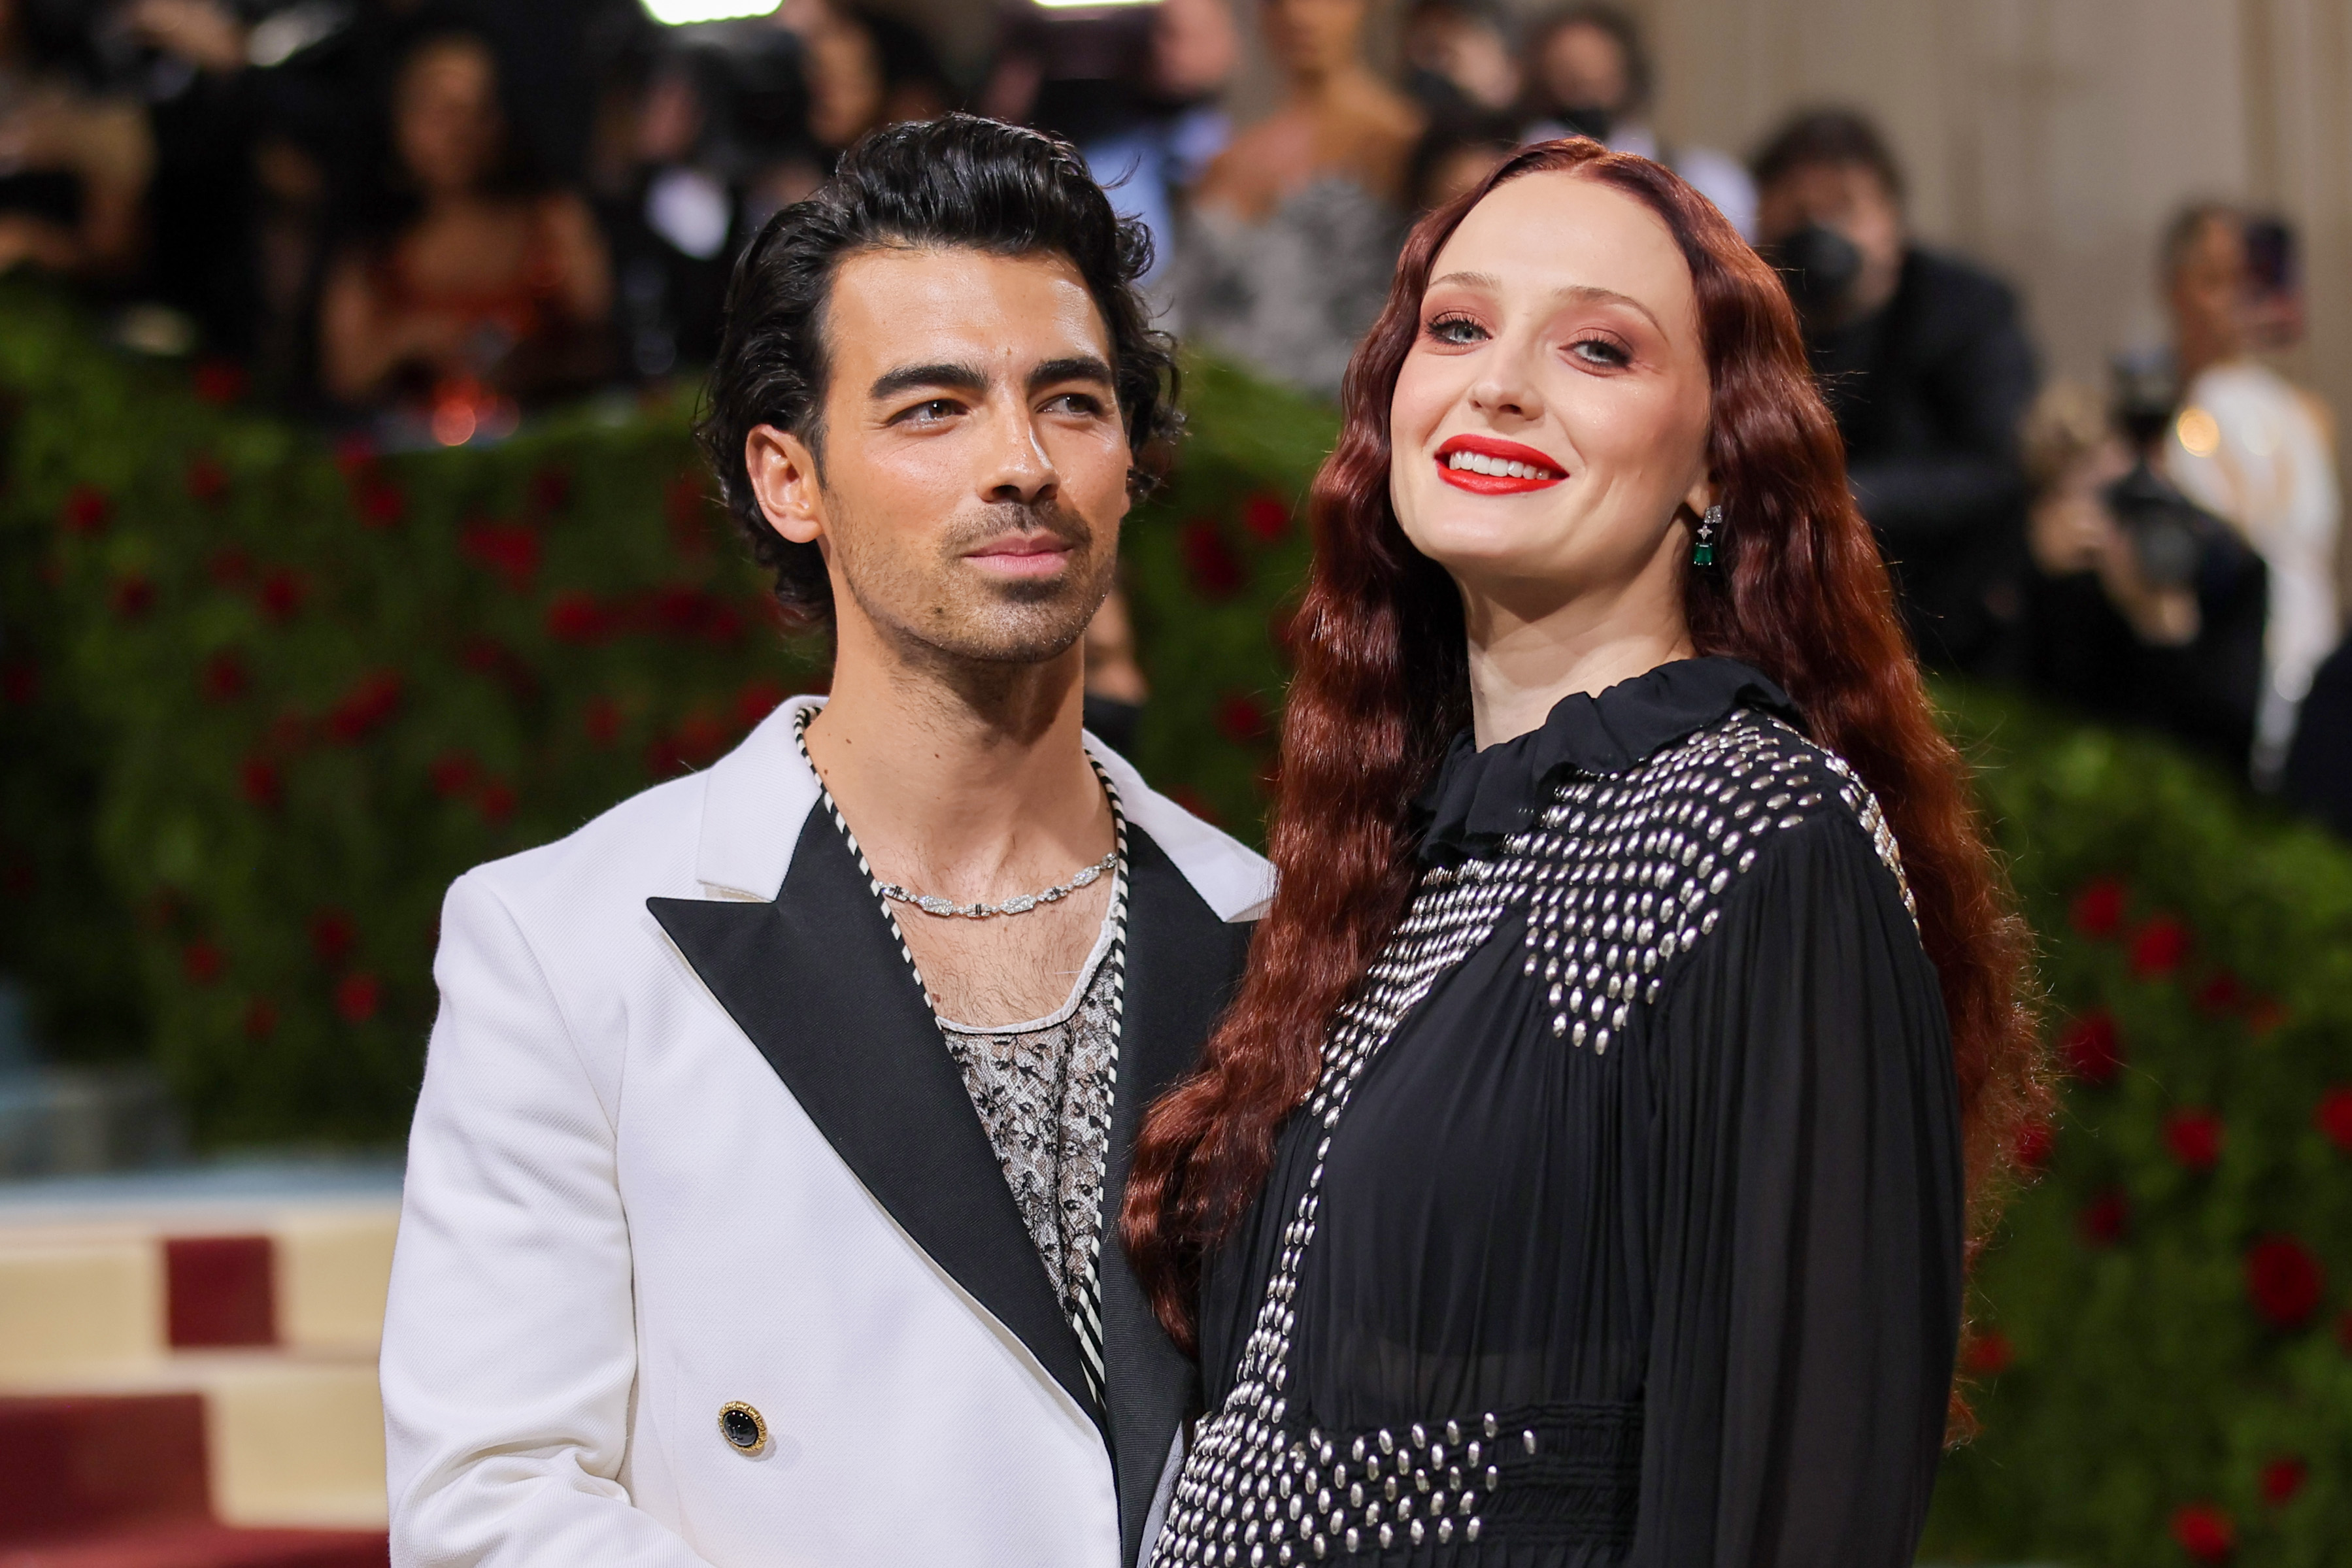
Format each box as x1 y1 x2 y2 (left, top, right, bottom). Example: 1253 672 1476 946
1162 658 1966 1568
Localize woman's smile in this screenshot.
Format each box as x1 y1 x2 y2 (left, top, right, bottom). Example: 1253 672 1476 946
1435 432 1569 493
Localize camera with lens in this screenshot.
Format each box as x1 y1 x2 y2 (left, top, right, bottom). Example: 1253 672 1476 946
1764 224 1864 319
2104 348 2233 591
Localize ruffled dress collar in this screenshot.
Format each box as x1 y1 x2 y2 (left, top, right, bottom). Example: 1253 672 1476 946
1413 656 1802 866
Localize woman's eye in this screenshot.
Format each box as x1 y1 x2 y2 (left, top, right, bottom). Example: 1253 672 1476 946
1424 314 1487 346
1570 337 1632 369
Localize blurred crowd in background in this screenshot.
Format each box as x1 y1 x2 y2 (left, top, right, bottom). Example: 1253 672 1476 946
2 0 2345 829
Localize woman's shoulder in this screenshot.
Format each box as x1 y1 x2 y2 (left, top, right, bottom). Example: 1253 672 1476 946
1513 707 1914 948
1648 709 1913 910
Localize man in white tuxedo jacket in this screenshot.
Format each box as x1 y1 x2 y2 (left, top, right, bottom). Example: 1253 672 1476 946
380 116 1271 1568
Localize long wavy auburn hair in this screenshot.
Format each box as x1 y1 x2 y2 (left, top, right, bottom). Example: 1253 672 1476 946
1122 140 2047 1373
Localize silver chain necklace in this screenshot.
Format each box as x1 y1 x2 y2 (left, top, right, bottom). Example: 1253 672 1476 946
794 708 1119 920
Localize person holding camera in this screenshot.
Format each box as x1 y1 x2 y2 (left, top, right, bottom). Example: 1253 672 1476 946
2159 205 2342 786
2019 376 2267 771
1752 109 2038 676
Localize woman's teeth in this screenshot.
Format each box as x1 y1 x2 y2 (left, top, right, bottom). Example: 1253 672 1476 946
1444 450 1559 480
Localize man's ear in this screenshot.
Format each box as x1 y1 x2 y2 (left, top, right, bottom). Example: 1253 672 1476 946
745 425 824 546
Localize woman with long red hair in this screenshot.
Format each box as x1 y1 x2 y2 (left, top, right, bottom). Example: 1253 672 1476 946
1125 139 2042 1566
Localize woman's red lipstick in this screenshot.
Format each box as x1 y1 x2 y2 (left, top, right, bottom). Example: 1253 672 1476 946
1434 433 1568 494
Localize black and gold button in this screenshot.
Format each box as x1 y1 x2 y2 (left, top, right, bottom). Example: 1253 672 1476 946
718 1401 767 1456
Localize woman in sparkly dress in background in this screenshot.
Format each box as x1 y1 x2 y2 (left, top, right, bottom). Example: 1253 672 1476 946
1124 139 2045 1567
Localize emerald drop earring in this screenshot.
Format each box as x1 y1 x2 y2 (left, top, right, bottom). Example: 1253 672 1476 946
1693 503 1721 567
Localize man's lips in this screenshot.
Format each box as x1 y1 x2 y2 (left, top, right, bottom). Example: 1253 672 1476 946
1434 433 1568 494
964 535 1077 576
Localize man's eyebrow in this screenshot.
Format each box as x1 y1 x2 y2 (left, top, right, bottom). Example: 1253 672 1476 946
868 361 988 401
1426 272 1667 335
1029 355 1116 393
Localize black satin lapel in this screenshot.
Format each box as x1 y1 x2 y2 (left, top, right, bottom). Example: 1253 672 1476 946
1100 826 1256 1566
648 810 1100 1431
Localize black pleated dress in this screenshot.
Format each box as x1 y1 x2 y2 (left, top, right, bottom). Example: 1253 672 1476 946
1155 658 1964 1568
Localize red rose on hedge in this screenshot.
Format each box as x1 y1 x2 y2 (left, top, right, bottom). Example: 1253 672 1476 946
545 592 610 644
584 695 622 746
2078 1188 2128 1247
192 358 248 405
2069 876 2126 937
2170 1502 2234 1563
186 454 231 505
2260 1456 2308 1506
334 971 382 1025
2193 969 2245 1015
111 575 156 620
356 478 406 528
530 463 573 515
1180 518 1245 599
59 483 111 535
1960 1329 2012 1376
207 548 253 588
2129 914 2191 978
259 569 307 623
2315 1087 2352 1153
200 650 249 704
309 909 356 967
1216 692 1271 744
429 752 480 799
475 779 517 826
1241 492 1292 544
2245 1235 2325 1329
2011 1118 2055 1171
461 521 541 592
2163 1107 2224 1173
242 998 278 1040
182 941 224 986
735 678 788 731
2057 1011 2123 1086
665 473 711 537
325 671 402 743
238 757 282 810
1167 784 1220 827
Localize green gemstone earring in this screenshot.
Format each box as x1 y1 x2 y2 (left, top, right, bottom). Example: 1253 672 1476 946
1693 503 1721 567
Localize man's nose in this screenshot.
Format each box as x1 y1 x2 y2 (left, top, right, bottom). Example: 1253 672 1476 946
982 405 1057 509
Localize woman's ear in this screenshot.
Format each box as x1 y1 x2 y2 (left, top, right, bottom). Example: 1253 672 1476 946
745 425 824 546
1681 469 1719 522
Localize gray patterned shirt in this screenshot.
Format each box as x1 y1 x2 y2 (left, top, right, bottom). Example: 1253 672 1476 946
935 916 1122 1333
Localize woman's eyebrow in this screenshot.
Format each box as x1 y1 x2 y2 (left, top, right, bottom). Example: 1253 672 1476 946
1426 271 1666 336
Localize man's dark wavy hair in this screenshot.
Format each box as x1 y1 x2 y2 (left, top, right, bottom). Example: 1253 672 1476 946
697 114 1181 627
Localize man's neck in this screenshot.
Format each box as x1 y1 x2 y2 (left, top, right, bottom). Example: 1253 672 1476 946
801 631 1109 901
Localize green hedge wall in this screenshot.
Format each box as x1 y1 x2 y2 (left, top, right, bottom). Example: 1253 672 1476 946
1922 693 2352 1568
5 284 2352 1565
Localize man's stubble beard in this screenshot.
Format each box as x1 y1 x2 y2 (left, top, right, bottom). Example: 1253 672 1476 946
832 495 1119 670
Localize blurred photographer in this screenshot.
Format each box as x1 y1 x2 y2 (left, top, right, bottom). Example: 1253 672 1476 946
2159 204 2342 786
0 0 152 281
1753 108 2037 675
1520 4 1753 237
2021 373 2267 772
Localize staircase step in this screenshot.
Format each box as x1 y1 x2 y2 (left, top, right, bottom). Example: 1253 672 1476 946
0 1395 209 1541
0 1521 386 1568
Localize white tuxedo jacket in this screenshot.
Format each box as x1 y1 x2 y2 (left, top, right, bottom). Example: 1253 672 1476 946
382 695 1272 1567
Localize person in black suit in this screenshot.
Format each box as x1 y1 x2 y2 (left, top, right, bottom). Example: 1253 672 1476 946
1753 109 2039 674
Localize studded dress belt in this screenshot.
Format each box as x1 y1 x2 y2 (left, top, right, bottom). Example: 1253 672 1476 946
1174 1399 1644 1563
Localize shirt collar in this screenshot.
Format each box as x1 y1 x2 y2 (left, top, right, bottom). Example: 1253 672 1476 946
1411 656 1802 865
